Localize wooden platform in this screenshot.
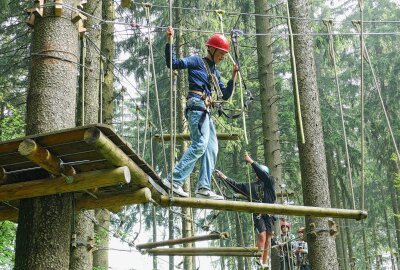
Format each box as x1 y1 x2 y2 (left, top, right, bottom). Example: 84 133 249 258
0 124 166 221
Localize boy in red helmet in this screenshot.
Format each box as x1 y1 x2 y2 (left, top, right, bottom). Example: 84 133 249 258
164 26 239 200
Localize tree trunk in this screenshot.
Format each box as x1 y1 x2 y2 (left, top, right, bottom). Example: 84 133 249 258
254 1 283 268
152 206 158 270
169 209 174 270
101 0 115 125
14 1 78 268
92 0 115 268
288 0 338 269
70 1 101 268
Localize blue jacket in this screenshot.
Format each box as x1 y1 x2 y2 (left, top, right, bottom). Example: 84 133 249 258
165 44 234 100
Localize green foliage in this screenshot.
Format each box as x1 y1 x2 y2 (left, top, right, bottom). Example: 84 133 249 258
0 221 16 269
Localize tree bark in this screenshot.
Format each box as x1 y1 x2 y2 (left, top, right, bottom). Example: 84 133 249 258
93 1 115 267
288 0 339 269
14 1 79 268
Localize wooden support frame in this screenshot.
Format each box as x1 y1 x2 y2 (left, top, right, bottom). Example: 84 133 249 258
55 0 63 17
84 127 163 200
146 247 260 257
75 187 152 212
0 187 150 222
136 232 229 250
159 196 368 220
18 139 75 176
154 133 240 142
0 166 130 201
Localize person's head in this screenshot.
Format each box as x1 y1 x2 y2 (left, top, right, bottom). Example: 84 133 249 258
281 221 290 233
255 164 270 181
298 227 305 239
206 33 229 64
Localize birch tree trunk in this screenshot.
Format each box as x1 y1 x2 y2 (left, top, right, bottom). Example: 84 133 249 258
288 0 338 268
14 1 79 268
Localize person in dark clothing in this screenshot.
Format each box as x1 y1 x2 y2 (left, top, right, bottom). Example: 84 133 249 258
215 154 276 268
164 26 239 200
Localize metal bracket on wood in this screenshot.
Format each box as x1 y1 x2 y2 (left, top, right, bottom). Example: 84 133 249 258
25 0 43 28
72 11 87 33
329 219 338 236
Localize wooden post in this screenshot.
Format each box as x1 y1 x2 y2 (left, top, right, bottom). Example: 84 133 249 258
84 127 162 200
75 187 151 211
154 133 240 142
146 247 260 257
0 166 130 201
159 196 368 220
136 232 229 250
18 139 75 176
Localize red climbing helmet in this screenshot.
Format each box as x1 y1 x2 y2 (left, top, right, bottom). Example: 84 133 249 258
281 221 291 229
206 34 230 52
298 227 305 233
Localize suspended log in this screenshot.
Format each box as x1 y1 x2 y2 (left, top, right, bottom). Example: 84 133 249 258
76 187 152 211
0 207 18 222
147 247 260 257
159 196 367 220
154 133 240 142
84 127 162 200
18 139 75 176
0 166 130 201
136 232 229 250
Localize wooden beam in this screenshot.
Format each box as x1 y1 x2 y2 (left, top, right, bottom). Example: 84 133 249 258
84 127 163 200
18 139 75 176
0 166 130 201
136 232 229 250
0 207 18 222
75 188 152 211
147 247 260 257
54 0 63 16
0 167 6 184
159 196 368 220
154 133 240 142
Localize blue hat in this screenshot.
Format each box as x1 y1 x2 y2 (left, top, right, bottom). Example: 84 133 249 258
260 164 270 174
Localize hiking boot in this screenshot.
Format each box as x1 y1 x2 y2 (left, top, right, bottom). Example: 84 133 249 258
163 179 189 197
195 188 224 200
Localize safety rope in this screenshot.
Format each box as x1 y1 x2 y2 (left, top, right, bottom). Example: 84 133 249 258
141 52 151 157
358 0 366 212
285 0 305 144
144 4 169 176
323 19 356 209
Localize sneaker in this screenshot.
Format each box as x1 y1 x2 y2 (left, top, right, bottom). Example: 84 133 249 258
195 188 224 200
162 179 189 197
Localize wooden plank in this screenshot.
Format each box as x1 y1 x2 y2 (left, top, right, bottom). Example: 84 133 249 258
84 127 164 200
136 232 229 250
0 167 130 201
75 188 152 211
0 207 18 222
147 247 260 257
159 196 368 220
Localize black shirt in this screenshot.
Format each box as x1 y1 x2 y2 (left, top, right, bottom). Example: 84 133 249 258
223 162 276 204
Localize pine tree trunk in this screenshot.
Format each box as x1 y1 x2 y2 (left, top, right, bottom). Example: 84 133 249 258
169 209 174 270
288 0 338 268
254 1 282 267
14 1 78 268
70 1 101 268
92 0 115 268
101 0 115 125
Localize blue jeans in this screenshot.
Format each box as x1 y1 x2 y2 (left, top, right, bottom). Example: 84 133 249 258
172 97 218 190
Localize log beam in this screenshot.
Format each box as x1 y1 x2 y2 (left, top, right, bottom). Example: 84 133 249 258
84 127 162 200
0 207 18 222
159 196 368 220
18 139 75 176
147 247 260 257
0 166 130 201
154 133 240 142
75 187 152 211
136 232 229 250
